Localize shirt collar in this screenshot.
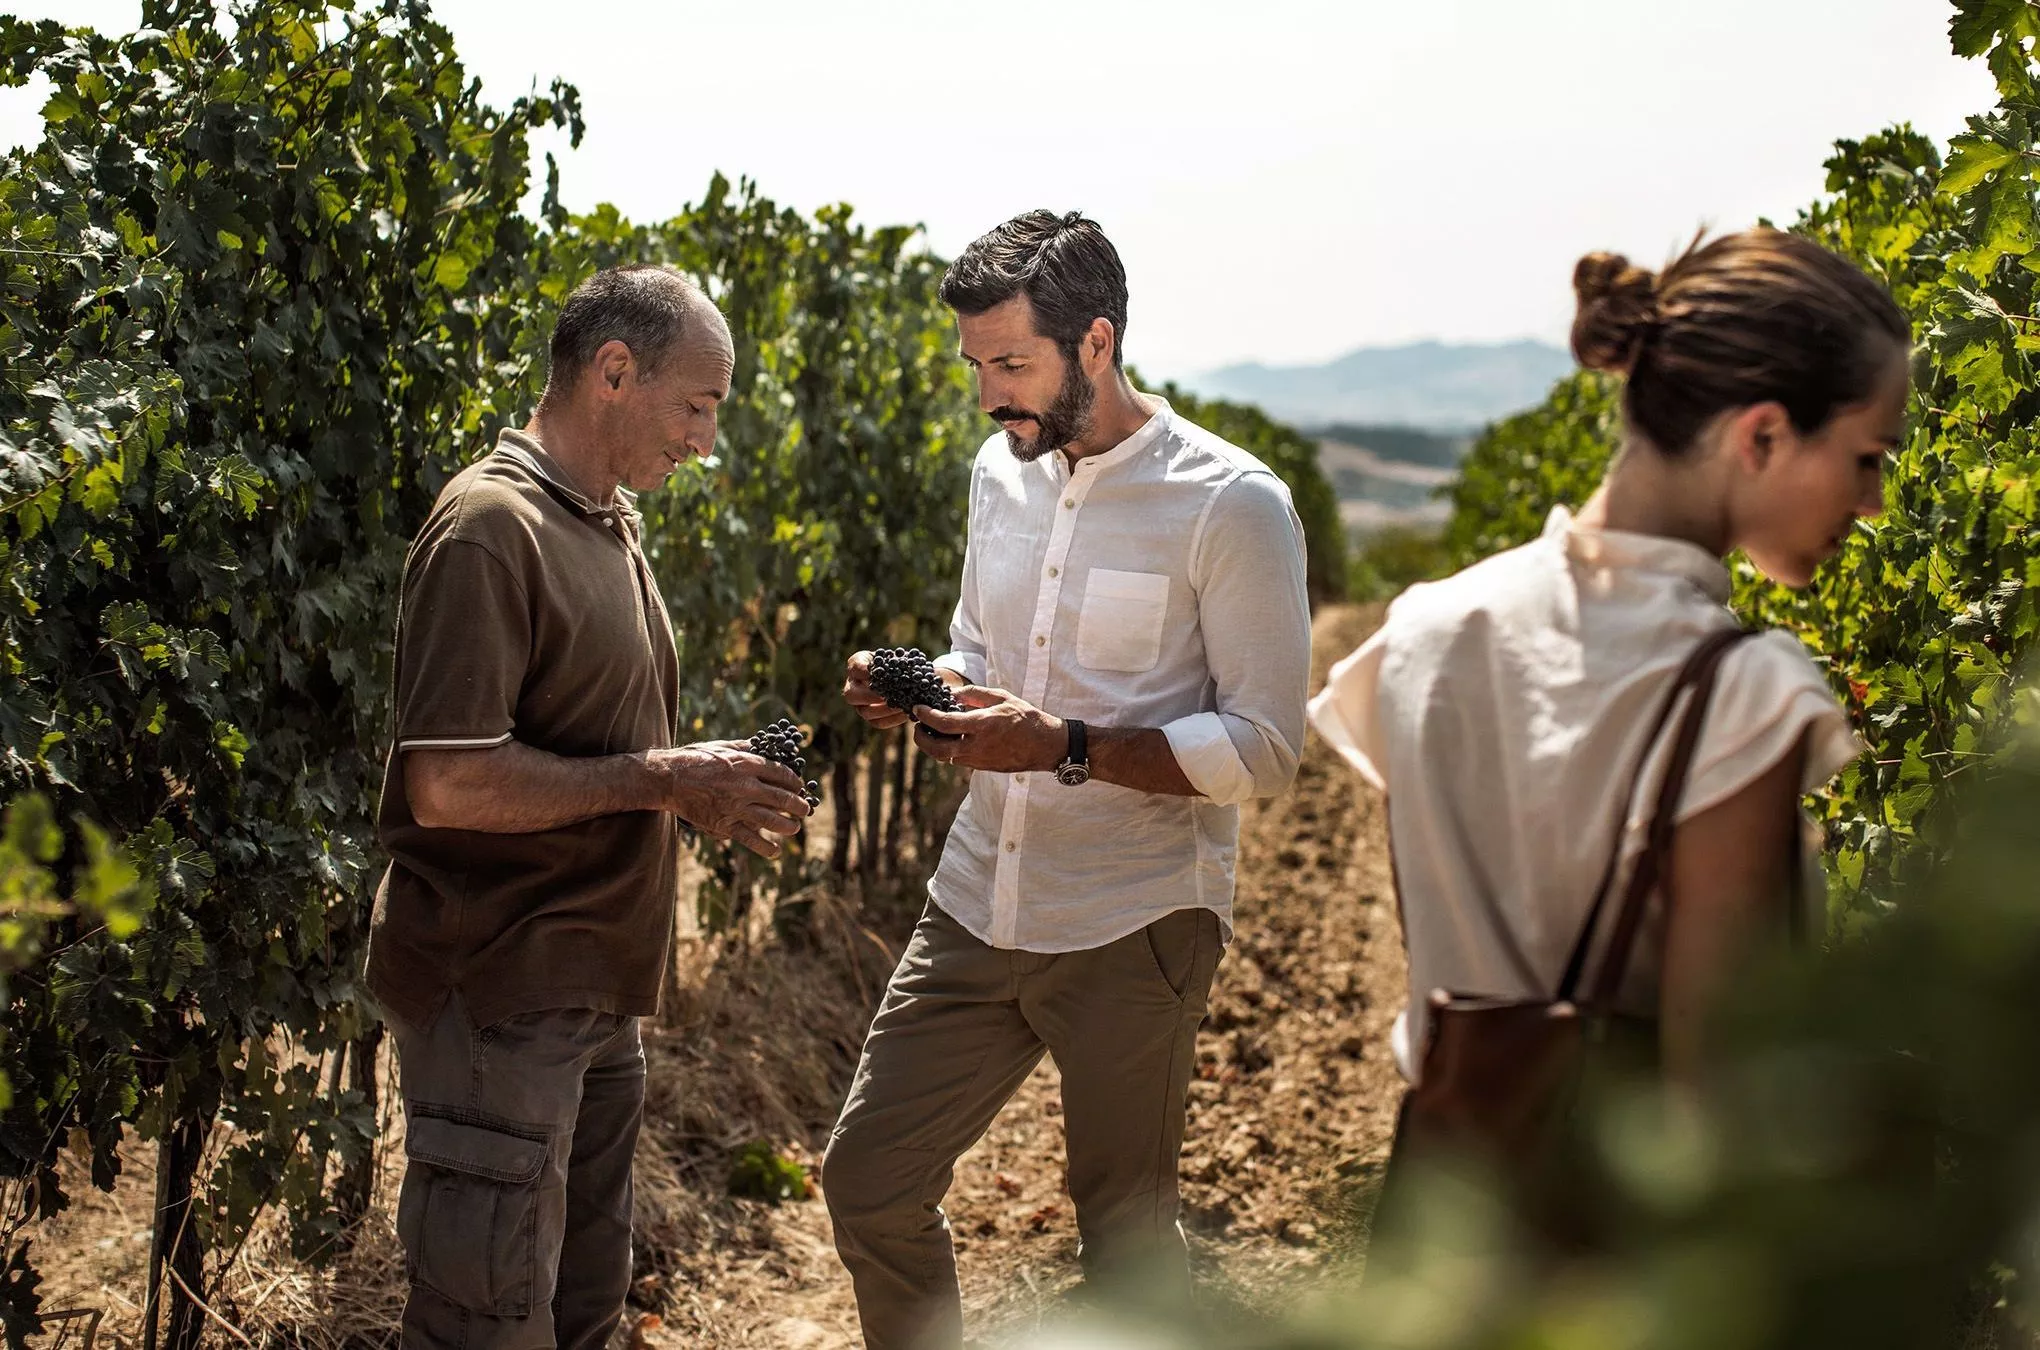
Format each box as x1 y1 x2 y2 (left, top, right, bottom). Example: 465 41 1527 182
494 427 639 521
1052 396 1173 482
1544 504 1731 603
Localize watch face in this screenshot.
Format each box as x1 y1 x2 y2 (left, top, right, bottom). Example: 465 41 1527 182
1056 762 1091 786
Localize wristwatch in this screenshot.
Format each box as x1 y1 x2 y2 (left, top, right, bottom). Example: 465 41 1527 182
1054 719 1091 786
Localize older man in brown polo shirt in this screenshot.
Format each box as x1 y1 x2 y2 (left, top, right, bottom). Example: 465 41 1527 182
367 265 811 1350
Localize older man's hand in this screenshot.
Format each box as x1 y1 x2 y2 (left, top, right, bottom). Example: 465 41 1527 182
911 687 1066 774
655 741 811 858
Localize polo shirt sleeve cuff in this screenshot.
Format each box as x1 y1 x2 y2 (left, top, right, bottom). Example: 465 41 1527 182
932 650 987 687
1163 712 1256 806
397 730 516 753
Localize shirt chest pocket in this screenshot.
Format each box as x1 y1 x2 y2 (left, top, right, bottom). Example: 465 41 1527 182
1075 569 1171 673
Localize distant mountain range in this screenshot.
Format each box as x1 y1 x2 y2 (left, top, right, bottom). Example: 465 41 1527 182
1185 339 1574 432
1315 428 1465 536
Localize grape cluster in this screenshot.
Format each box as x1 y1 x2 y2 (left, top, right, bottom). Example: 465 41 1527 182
868 647 961 738
747 718 823 809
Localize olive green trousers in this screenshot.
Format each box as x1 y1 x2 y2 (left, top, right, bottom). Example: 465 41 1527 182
823 901 1224 1350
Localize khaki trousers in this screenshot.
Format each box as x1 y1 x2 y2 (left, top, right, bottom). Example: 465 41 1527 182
387 992 646 1350
823 902 1224 1350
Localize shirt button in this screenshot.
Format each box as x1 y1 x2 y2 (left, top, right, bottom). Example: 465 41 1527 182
1004 841 1017 852
1034 635 1046 647
1047 566 1059 578
1063 498 1075 509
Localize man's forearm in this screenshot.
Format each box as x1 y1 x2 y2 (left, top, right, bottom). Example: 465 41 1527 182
914 688 1199 797
406 740 659 834
1076 724 1196 796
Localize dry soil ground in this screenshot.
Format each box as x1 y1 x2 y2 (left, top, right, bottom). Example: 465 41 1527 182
26 603 1404 1349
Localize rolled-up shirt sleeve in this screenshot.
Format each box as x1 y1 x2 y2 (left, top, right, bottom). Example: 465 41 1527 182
1164 470 1312 805
933 464 991 688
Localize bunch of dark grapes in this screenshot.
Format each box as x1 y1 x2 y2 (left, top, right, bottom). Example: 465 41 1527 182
747 718 822 809
868 647 961 738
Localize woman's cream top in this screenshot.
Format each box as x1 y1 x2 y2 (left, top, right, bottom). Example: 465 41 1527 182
1308 507 1861 1082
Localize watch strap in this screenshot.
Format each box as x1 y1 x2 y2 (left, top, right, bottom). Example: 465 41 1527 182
1065 718 1088 769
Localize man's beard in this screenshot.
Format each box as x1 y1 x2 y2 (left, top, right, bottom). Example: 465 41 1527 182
994 355 1095 463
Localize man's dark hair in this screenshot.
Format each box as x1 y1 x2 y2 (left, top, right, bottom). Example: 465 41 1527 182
939 211 1129 368
542 265 707 403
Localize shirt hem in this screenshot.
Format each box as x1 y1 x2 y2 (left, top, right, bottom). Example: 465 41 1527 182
463 986 660 1028
367 963 659 1033
927 886 1233 954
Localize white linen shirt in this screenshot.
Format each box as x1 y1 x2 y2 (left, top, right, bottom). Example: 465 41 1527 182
1308 506 1862 1082
927 402 1312 953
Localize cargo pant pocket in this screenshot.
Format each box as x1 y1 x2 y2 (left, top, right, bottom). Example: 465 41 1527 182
396 1107 549 1316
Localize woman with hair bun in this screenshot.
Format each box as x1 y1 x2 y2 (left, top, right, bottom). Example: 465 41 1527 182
1310 229 1909 1182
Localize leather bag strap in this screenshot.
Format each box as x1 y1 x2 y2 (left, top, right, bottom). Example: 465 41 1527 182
1555 627 1759 1006
1587 627 1756 1005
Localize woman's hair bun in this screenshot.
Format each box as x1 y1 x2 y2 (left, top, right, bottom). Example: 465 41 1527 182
1571 251 1661 374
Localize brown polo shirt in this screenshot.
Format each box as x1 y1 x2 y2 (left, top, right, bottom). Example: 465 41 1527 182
366 429 681 1030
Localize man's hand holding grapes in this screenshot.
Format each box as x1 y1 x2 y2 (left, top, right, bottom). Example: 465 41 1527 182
909 687 1064 772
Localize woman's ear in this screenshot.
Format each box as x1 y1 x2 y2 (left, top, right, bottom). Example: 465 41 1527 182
1726 401 1793 473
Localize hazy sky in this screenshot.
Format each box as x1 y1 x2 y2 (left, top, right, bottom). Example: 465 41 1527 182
3 1 2000 379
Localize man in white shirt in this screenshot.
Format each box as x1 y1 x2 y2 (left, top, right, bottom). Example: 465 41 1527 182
822 210 1313 1348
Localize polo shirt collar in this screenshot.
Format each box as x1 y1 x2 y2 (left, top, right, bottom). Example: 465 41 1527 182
495 428 640 522
1544 504 1732 603
1051 396 1173 482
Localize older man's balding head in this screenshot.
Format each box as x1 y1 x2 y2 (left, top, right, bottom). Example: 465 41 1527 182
540 265 732 409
